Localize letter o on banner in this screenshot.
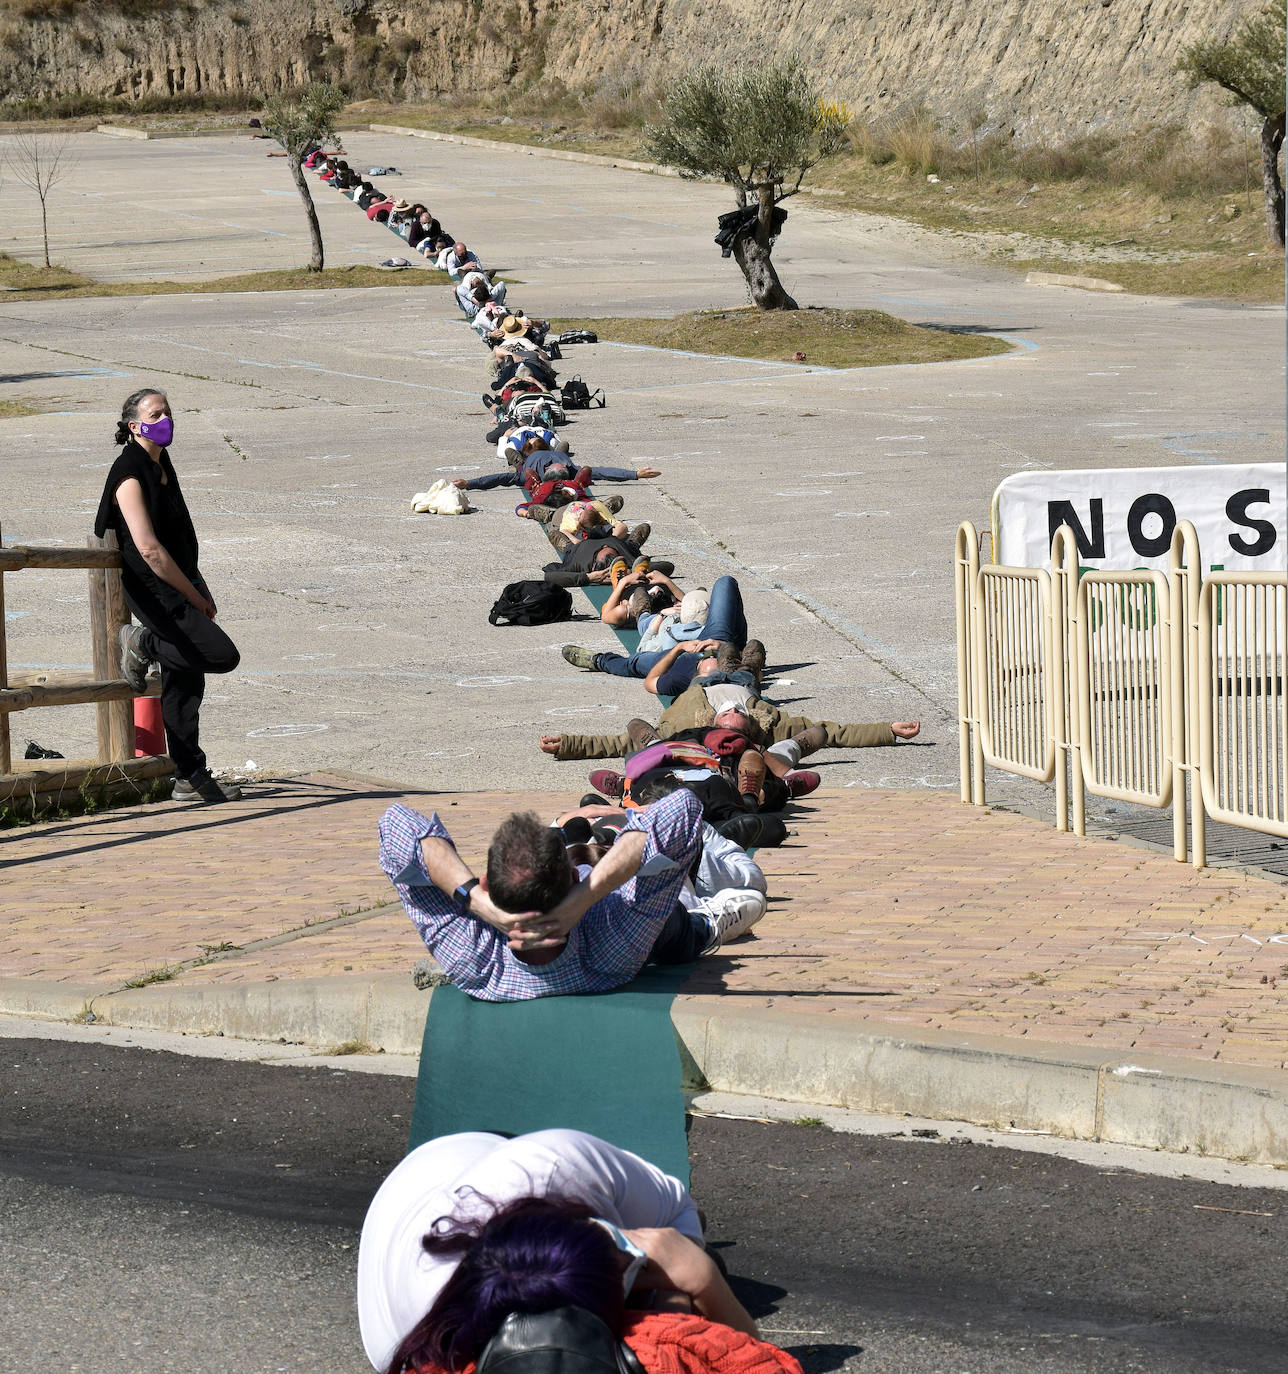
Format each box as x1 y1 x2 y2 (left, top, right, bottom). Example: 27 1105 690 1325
1127 493 1177 558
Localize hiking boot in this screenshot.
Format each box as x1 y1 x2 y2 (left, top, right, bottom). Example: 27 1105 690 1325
790 724 827 759
602 494 625 515
118 623 152 694
714 641 741 675
739 639 766 682
710 891 767 947
786 770 821 798
588 769 624 799
631 555 652 577
627 523 651 548
736 752 766 798
172 775 242 804
562 645 600 671
609 557 630 587
626 718 661 752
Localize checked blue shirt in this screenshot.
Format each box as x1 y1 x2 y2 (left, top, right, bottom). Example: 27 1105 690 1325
378 788 703 1001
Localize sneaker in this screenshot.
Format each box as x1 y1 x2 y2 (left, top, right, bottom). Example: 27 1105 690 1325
172 775 242 803
118 623 152 693
626 718 661 752
790 724 827 758
786 770 821 798
739 639 766 682
562 645 600 671
703 891 768 952
631 555 652 577
602 494 625 515
608 557 629 587
588 769 624 799
627 523 651 548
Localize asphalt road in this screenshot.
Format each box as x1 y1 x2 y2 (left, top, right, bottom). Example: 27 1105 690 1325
1 1038 1284 1374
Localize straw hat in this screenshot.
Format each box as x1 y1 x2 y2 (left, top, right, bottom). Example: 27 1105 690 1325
500 316 528 337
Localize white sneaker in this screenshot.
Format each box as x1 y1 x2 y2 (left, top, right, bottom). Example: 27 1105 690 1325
703 890 767 952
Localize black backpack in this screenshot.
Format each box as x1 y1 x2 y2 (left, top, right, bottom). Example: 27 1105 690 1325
560 376 606 410
489 579 573 626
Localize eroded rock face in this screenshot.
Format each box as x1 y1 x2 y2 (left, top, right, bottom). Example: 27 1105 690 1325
0 0 1251 141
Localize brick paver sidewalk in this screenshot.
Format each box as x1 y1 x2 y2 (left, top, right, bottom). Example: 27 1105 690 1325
2 772 1285 1071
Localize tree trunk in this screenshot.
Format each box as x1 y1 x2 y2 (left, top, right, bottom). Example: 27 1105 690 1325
288 154 326 271
1260 112 1285 249
731 234 798 309
39 196 50 268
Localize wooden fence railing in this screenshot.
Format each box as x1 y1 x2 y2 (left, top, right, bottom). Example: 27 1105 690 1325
0 521 171 811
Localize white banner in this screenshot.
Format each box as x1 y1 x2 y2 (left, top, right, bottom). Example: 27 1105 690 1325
993 464 1286 572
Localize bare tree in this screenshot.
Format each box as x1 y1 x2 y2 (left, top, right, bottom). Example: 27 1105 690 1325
1180 0 1286 247
260 83 347 272
643 60 850 310
6 132 76 268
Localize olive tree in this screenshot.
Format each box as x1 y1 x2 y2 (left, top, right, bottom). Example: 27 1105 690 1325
1180 0 1286 247
260 83 347 271
643 60 850 309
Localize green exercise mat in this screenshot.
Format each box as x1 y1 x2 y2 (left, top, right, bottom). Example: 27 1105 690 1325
407 963 693 1184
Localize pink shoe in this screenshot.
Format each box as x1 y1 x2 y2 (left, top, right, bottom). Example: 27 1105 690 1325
589 769 624 799
786 770 821 798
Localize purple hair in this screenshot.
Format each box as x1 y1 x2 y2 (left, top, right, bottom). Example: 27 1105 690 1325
384 1196 626 1374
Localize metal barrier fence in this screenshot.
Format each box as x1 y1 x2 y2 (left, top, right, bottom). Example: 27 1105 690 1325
957 520 1287 868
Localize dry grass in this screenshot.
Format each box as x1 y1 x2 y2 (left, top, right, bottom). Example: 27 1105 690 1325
0 253 451 300
0 398 43 418
548 308 1011 370
1016 253 1284 304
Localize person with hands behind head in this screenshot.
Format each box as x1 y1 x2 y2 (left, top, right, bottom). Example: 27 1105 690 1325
378 786 711 1002
94 388 241 804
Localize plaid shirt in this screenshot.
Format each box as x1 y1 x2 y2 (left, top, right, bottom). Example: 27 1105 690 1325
378 789 703 1001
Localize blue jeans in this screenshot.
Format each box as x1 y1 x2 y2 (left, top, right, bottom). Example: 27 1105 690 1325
597 576 748 680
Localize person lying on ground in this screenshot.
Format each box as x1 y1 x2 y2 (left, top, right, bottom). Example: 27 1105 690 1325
470 298 509 341
496 423 570 461
543 537 672 587
356 1128 704 1373
563 577 746 684
444 240 482 278
373 1196 794 1374
539 678 921 759
379 787 750 1002
595 568 683 630
406 208 441 252
457 269 506 315
549 520 652 561
555 806 769 941
456 444 659 492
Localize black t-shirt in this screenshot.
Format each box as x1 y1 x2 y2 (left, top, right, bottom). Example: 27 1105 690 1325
94 441 201 601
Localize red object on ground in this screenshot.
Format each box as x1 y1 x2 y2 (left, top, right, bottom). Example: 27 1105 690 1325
134 695 164 757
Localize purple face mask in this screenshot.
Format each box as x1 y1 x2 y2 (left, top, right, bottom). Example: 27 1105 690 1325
138 415 173 447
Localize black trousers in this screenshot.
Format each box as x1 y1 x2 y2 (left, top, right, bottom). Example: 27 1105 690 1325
647 902 712 966
127 595 240 781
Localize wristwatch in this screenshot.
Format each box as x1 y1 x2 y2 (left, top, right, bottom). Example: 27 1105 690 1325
452 877 479 911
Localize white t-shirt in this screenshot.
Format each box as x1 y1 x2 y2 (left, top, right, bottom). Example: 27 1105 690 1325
356 1128 701 1370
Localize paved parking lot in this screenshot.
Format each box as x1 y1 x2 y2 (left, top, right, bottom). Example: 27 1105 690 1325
0 128 1282 800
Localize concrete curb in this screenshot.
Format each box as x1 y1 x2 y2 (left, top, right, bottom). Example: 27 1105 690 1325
1025 269 1125 293
95 122 371 141
367 123 681 178
4 977 1284 1164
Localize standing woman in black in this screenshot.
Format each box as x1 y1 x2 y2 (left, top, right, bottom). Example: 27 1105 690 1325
94 388 242 803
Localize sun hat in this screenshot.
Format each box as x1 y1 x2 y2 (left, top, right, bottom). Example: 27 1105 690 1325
500 316 528 337
679 588 710 624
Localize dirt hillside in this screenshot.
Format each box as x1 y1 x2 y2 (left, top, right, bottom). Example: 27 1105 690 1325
1 0 1255 141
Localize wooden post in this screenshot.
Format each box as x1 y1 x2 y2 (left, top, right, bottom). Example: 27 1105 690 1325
0 518 8 775
100 532 135 761
87 537 113 763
